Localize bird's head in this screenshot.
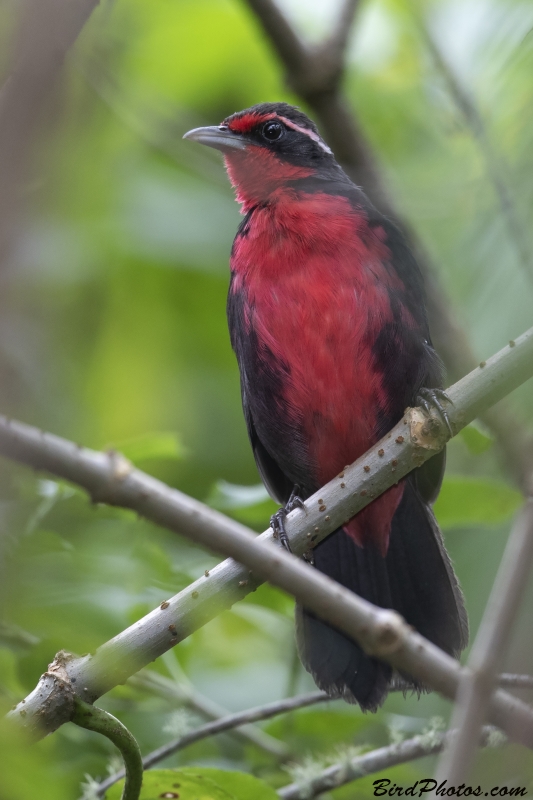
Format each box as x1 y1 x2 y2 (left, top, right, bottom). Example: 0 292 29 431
183 103 336 210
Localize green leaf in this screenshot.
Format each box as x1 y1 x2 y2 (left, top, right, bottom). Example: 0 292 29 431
111 432 184 464
434 476 522 529
104 769 231 800
185 768 278 800
206 481 278 528
25 479 77 534
207 480 270 509
458 422 494 454
105 767 278 800
265 707 372 751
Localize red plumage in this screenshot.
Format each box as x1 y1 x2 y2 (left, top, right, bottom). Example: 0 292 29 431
185 103 468 710
230 187 407 554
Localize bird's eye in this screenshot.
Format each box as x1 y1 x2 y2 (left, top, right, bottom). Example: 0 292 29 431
261 121 284 142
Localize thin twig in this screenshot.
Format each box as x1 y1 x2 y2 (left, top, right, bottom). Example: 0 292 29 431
245 0 308 77
129 670 287 758
420 21 533 287
499 674 533 690
278 727 502 800
5 327 533 748
327 0 362 57
95 692 329 796
436 500 533 784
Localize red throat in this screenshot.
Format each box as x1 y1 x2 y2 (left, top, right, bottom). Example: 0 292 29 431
224 149 313 211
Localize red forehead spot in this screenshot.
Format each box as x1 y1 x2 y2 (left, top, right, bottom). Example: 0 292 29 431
226 112 276 134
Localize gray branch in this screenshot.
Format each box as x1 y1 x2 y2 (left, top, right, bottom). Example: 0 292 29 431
436 499 533 783
278 727 502 800
325 0 362 60
128 670 287 758
3 327 533 749
420 21 533 287
498 674 533 690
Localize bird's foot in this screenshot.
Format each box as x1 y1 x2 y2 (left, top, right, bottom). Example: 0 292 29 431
285 485 306 515
270 486 306 553
416 388 454 436
270 510 292 552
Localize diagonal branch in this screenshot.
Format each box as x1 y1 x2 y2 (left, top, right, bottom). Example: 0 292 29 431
419 21 533 287
435 499 533 783
128 670 288 758
245 0 307 76
278 726 502 800
4 327 533 748
325 0 362 59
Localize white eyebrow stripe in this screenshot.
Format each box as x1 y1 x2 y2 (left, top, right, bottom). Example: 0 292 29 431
278 116 332 154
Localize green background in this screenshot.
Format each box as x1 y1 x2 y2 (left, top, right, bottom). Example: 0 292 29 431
0 0 532 797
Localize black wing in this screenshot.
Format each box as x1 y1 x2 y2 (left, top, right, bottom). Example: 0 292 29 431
227 274 313 505
241 389 294 505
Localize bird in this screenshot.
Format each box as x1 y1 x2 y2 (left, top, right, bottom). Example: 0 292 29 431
184 102 468 711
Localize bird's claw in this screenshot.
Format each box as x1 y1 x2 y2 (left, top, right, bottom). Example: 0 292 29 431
416 388 454 437
270 509 292 552
286 495 306 514
270 486 306 553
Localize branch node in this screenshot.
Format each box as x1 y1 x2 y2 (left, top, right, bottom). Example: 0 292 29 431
91 449 134 503
365 610 407 657
407 407 447 450
106 449 134 481
11 650 77 735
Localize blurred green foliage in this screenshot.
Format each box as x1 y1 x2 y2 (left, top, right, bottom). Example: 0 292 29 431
1 0 533 798
107 767 278 799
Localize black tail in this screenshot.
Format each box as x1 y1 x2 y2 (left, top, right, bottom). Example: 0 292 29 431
295 478 468 711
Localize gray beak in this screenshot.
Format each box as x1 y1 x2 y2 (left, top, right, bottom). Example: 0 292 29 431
182 125 247 152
